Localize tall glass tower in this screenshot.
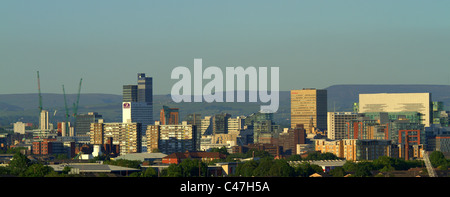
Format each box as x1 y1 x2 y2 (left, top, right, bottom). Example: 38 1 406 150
123 73 153 152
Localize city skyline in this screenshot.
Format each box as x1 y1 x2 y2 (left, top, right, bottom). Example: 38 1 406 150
2 1 450 95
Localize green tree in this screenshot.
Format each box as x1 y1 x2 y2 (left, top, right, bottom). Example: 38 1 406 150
305 152 339 161
294 163 322 177
286 154 302 161
245 149 271 159
23 163 55 177
62 166 72 174
8 152 31 176
268 159 295 177
342 161 357 172
210 146 229 155
164 159 207 177
353 162 374 177
179 159 207 177
142 167 158 177
165 164 183 177
329 166 345 177
252 158 274 177
429 151 447 168
235 160 258 177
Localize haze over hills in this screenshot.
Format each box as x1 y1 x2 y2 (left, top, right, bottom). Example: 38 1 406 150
1 84 450 127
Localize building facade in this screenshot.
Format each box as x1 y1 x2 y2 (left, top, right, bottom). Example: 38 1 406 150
315 139 395 161
89 120 142 156
327 112 358 140
160 106 179 125
358 93 432 127
75 112 102 137
123 73 153 152
291 89 327 132
146 121 197 155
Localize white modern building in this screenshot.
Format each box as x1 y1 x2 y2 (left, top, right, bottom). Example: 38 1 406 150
13 121 26 134
358 93 432 127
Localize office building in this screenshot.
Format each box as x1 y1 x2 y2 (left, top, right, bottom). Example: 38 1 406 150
245 112 281 144
160 106 179 125
123 85 138 102
327 112 358 140
358 93 432 127
137 73 153 103
227 116 245 135
123 73 153 152
146 121 197 155
200 116 212 135
212 113 231 135
291 89 327 133
184 113 201 127
75 112 102 137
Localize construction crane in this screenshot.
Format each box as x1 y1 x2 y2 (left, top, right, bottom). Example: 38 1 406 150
37 71 43 112
62 85 70 135
72 78 82 130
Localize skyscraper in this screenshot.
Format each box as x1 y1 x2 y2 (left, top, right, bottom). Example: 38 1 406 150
137 73 152 103
123 85 137 102
123 73 153 152
291 89 327 133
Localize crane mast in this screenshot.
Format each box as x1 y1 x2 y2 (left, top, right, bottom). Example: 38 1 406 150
62 85 70 135
37 71 43 112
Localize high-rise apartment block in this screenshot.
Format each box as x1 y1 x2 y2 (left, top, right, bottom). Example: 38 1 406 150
327 112 358 140
40 110 50 131
146 121 197 154
290 89 327 133
90 120 142 155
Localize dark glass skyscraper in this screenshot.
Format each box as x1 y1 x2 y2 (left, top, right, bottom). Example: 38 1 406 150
123 73 153 152
123 85 137 102
137 73 152 104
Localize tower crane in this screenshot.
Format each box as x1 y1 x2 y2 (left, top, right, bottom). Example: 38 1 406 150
62 85 70 135
72 78 82 127
37 71 43 112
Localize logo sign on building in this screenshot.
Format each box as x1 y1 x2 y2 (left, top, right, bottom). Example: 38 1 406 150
123 103 131 109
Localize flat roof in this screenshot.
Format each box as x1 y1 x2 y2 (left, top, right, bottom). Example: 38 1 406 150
49 163 140 173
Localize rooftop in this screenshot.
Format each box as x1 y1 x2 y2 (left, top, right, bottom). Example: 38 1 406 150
114 152 168 162
48 163 140 173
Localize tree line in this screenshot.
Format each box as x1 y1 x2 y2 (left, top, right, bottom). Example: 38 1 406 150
2 146 449 177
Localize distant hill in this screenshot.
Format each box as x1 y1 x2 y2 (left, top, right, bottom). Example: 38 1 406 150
1 84 450 127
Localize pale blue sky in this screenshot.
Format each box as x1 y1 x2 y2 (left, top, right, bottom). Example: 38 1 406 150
1 0 450 95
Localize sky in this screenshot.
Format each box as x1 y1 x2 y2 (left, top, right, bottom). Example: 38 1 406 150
1 0 450 95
